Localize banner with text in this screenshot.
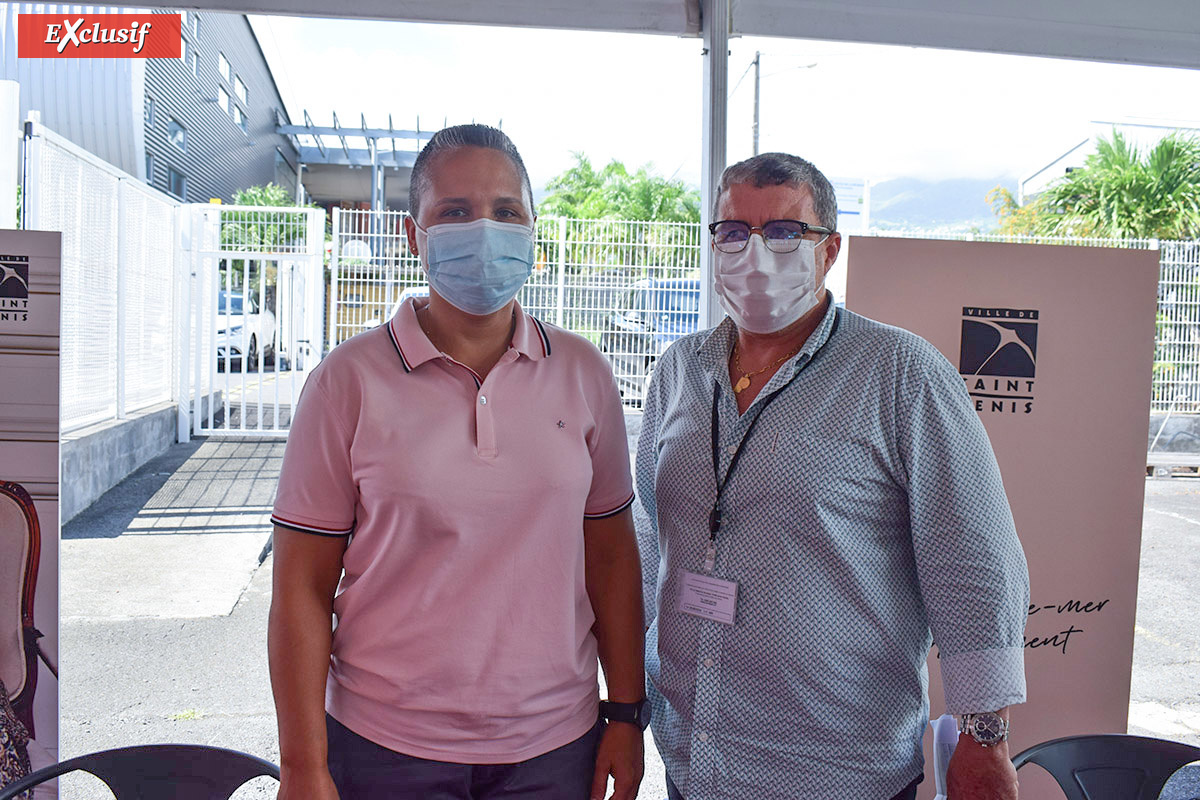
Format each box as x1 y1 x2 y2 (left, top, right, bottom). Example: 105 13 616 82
0 230 61 751
845 236 1159 800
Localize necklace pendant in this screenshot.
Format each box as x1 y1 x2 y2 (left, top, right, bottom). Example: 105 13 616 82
734 375 751 394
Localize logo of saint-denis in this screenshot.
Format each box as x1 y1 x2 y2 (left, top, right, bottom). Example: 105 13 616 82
0 255 30 323
959 307 1038 415
18 13 181 58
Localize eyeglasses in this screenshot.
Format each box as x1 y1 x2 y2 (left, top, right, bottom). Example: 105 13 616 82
708 219 834 253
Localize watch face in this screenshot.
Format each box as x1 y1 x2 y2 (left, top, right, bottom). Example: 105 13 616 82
973 713 1006 743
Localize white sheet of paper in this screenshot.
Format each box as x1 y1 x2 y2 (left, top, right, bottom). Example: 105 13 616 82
677 569 738 625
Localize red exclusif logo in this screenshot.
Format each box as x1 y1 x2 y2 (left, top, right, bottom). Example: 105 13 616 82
18 13 181 58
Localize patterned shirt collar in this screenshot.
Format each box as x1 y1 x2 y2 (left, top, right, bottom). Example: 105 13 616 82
695 292 840 381
387 298 551 373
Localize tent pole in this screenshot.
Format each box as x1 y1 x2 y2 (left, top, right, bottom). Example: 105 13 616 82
700 0 729 329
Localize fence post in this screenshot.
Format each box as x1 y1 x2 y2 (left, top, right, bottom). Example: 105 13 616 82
22 117 41 231
555 216 567 326
330 206 341 350
116 180 128 419
308 207 325 365
0 80 17 229
176 204 192 443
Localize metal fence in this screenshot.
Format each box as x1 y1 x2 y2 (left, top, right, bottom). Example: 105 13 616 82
23 120 182 433
329 209 701 404
332 212 1200 412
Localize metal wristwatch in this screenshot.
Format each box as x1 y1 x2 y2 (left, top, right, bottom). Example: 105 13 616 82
599 698 652 731
958 711 1010 747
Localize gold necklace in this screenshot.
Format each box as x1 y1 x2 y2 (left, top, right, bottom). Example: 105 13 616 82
732 340 804 394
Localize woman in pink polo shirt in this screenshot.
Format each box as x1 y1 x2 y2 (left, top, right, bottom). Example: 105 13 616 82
268 125 647 800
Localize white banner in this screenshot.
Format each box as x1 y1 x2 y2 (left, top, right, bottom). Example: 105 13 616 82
845 236 1159 799
0 228 61 750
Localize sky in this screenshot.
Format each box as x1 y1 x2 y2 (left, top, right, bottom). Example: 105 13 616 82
248 14 1200 193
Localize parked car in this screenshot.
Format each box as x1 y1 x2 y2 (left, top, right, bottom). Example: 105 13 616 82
600 278 700 404
216 289 276 371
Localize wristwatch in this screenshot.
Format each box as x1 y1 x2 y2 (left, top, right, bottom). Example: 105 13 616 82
958 711 1010 747
599 699 653 731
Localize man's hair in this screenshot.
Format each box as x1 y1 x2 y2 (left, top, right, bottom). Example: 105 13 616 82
713 152 838 231
408 124 535 220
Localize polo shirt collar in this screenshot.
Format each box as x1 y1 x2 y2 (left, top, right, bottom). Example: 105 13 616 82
387 298 551 374
696 292 839 381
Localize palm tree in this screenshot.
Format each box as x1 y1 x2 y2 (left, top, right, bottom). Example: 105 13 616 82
1030 130 1200 240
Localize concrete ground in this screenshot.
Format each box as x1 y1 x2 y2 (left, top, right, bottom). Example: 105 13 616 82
56 424 1200 799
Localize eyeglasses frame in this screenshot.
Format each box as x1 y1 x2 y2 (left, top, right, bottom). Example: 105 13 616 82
707 218 836 253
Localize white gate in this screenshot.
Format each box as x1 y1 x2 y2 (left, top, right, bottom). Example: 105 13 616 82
180 204 325 437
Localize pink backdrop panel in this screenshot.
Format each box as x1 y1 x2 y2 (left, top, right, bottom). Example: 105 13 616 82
844 236 1159 800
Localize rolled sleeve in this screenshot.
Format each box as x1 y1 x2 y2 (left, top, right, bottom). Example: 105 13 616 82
272 372 358 536
897 342 1030 712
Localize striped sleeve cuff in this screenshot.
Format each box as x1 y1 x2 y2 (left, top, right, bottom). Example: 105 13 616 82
584 491 636 520
271 513 354 537
940 646 1027 715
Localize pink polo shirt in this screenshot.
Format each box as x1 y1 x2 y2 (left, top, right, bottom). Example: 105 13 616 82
272 298 634 764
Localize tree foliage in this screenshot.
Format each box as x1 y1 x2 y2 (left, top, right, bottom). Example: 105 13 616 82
540 153 700 223
990 130 1200 240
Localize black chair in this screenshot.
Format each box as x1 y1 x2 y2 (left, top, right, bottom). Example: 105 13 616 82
1012 734 1200 800
0 744 281 800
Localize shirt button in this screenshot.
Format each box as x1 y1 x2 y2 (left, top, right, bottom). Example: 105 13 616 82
703 657 714 667
479 395 487 405
697 731 709 742
726 445 737 455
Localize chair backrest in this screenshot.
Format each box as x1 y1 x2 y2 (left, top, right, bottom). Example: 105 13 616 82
0 744 281 800
1012 734 1200 800
0 482 39 737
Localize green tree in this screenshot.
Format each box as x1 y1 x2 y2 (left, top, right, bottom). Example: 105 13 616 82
992 130 1200 240
540 153 700 223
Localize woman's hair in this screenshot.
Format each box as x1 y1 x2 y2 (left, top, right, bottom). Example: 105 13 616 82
714 152 838 231
408 124 534 220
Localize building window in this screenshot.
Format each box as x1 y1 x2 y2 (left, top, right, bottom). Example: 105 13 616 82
144 94 155 126
233 105 249 134
218 87 230 113
191 13 199 37
218 52 230 81
167 117 187 152
168 167 186 200
233 76 248 104
145 153 154 184
190 49 199 77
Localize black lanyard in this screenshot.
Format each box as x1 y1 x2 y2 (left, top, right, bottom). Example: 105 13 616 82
704 308 840 569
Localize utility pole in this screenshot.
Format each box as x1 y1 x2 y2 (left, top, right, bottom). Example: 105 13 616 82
752 51 761 156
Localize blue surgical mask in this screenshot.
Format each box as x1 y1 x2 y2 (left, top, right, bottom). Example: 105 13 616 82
416 217 536 316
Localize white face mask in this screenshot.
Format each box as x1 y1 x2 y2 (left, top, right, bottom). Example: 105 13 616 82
713 236 822 334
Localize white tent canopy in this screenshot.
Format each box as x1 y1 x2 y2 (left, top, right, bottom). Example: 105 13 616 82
159 0 1200 70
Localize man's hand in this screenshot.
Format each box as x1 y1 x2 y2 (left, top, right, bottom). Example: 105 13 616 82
590 722 644 800
946 737 1018 800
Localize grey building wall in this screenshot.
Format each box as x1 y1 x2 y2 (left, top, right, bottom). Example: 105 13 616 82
0 4 297 201
144 9 297 202
0 4 145 177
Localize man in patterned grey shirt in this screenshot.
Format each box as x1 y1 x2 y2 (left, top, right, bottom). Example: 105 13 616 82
636 152 1029 800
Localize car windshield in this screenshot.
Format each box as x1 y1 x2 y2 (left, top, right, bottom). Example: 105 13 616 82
633 286 698 315
218 292 244 314
659 288 699 314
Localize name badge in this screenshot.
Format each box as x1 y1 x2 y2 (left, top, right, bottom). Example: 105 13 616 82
677 569 738 625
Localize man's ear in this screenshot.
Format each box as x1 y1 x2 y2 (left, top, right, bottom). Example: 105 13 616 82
404 215 419 256
818 232 842 279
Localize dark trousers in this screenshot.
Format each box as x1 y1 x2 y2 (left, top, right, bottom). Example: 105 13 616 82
326 714 604 800
665 771 922 800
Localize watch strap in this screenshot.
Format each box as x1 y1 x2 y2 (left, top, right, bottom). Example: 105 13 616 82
599 699 651 731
